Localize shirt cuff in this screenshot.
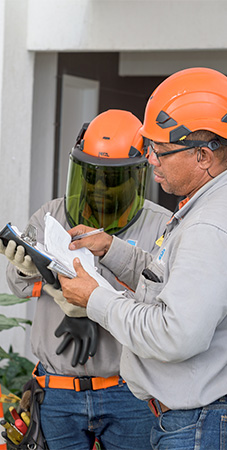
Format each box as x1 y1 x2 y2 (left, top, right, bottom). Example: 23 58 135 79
87 286 119 329
100 236 134 278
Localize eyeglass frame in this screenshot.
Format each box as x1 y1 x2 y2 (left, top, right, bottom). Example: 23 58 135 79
147 138 223 163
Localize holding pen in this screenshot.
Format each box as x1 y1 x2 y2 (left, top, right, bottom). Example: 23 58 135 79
69 225 113 257
71 228 104 242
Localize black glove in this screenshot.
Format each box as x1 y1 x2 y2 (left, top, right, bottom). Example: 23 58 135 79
54 315 98 367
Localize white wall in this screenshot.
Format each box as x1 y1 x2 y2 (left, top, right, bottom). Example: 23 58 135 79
119 50 227 76
0 0 35 358
0 1 4 136
27 0 227 52
30 52 57 216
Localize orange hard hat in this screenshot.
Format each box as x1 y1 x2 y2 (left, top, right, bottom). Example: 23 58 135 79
76 109 144 160
141 67 227 143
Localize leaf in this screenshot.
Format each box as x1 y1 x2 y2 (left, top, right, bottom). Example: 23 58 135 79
0 352 34 399
8 374 32 393
0 293 31 306
0 346 10 359
13 318 32 326
0 314 32 331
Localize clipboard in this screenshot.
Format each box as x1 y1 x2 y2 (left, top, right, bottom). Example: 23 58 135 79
0 214 122 294
0 222 59 286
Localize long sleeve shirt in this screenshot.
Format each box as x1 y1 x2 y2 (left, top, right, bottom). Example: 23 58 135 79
6 198 171 377
87 171 227 409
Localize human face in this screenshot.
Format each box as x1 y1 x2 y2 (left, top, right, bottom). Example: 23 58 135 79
66 157 147 230
85 176 136 216
147 141 201 197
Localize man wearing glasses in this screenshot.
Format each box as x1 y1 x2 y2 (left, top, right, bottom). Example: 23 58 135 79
58 68 227 449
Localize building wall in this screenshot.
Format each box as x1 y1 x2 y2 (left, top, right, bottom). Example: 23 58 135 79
27 0 227 52
30 52 57 216
0 0 35 359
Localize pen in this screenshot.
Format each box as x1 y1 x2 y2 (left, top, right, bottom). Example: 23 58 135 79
71 228 104 242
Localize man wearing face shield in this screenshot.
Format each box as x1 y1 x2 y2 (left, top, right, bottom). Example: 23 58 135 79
4 110 171 450
65 112 148 234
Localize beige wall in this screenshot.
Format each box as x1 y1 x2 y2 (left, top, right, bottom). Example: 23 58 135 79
0 0 35 359
27 0 227 52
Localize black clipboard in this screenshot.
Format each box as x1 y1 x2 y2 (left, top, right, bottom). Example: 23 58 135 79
0 223 58 286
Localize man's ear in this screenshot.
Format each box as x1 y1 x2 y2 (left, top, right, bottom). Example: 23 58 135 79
196 147 214 169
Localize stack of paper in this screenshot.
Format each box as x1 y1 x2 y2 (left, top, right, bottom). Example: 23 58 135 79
42 213 119 293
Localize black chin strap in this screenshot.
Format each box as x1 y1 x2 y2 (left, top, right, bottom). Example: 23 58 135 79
207 168 215 179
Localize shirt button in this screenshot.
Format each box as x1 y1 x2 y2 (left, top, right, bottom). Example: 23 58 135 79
141 284 145 289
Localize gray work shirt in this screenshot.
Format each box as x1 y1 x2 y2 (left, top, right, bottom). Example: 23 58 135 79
87 171 227 409
6 198 171 377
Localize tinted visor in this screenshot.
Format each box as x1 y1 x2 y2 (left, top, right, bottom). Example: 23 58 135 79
65 154 148 234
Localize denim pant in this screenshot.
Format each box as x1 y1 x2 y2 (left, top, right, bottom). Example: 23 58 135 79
37 363 153 450
150 396 227 450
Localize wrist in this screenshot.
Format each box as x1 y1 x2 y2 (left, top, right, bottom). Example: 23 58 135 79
103 235 113 255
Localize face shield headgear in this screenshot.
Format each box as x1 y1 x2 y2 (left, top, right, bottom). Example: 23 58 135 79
65 110 150 234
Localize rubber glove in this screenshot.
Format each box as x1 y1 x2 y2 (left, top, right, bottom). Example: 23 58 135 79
0 239 40 277
54 315 98 367
43 283 87 317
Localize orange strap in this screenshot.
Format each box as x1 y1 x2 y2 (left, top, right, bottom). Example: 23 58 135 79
178 197 189 209
32 363 125 391
115 276 134 292
32 281 42 298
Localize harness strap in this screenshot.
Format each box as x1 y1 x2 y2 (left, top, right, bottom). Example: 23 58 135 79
32 363 125 391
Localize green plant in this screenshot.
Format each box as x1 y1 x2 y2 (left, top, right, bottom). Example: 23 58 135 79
0 293 35 419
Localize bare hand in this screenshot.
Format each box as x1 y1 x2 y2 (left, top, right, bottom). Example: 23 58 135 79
58 257 99 308
68 225 113 257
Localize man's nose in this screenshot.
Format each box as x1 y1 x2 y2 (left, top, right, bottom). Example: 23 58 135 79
95 178 106 188
148 151 160 166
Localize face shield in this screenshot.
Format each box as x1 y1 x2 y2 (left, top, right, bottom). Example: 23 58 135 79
65 149 149 234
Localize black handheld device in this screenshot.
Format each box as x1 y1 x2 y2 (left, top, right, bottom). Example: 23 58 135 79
0 223 57 285
142 268 161 283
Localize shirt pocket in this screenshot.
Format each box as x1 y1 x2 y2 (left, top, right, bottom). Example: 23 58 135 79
134 263 164 305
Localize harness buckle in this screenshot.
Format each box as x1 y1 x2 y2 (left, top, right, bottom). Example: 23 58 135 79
77 377 93 391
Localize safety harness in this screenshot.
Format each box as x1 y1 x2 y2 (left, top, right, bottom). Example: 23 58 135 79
32 363 125 391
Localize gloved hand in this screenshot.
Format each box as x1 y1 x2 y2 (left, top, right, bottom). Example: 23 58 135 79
0 239 40 277
54 315 98 367
43 283 87 317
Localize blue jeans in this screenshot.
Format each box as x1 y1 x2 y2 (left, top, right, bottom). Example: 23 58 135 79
37 363 153 450
150 396 227 449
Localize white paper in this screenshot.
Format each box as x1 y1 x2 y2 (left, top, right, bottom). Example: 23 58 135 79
43 213 119 293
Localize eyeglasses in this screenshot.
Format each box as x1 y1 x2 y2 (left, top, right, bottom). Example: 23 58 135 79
147 142 195 163
147 138 223 163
